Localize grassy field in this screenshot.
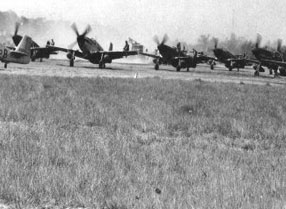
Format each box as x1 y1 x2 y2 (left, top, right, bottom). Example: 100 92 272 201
0 74 285 209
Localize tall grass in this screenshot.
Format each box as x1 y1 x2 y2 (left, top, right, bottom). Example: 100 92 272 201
0 75 285 209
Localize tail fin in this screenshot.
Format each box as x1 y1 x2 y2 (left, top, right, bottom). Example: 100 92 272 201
15 35 32 56
109 42 113 51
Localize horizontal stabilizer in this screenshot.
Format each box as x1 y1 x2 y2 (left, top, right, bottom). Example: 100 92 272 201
10 50 29 58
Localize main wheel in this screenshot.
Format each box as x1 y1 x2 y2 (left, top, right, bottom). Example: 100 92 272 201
155 63 159 70
279 68 286 76
210 64 214 70
70 59 74 67
99 61 104 69
176 66 181 72
187 68 189 72
254 70 259 76
4 63 7 69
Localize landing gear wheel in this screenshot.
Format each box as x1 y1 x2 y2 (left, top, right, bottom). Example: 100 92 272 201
210 64 214 70
99 62 105 69
4 63 7 69
40 58 43 62
254 70 259 76
187 68 189 72
279 68 286 76
228 66 232 71
70 59 74 67
155 63 159 70
176 66 181 72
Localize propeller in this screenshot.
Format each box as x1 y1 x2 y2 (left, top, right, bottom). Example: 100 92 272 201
277 39 282 52
68 40 78 49
71 23 92 38
153 34 169 46
255 34 262 49
153 35 160 45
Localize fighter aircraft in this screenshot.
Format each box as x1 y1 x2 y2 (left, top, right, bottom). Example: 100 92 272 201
140 34 198 71
12 22 59 62
211 38 247 71
251 34 286 76
50 23 138 68
0 35 32 68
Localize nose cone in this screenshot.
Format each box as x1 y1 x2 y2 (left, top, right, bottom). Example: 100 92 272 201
157 44 164 52
77 36 85 48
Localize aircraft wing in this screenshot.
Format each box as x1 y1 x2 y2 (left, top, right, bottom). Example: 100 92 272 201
260 59 286 68
97 50 138 60
46 46 69 53
47 46 85 59
174 56 193 60
198 55 217 62
31 46 59 55
140 52 161 59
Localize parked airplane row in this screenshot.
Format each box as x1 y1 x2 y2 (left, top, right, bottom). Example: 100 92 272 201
1 22 286 77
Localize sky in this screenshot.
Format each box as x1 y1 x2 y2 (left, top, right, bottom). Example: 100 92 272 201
2 0 286 50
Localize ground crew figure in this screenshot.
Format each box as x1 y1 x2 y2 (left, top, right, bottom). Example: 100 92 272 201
123 41 129 52
51 39 55 46
46 40 50 47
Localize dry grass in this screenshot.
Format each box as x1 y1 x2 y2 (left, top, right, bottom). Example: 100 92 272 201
0 74 285 209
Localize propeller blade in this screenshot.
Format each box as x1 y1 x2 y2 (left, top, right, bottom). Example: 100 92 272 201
71 23 80 37
255 33 262 49
214 38 218 49
68 40 77 49
161 34 169 45
177 42 181 52
277 39 282 52
82 25 92 37
153 35 160 45
14 22 20 36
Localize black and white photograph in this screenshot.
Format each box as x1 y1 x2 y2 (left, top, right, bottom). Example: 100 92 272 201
0 0 286 209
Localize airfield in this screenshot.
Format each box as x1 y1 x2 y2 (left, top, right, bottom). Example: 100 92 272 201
0 57 286 209
2 58 286 86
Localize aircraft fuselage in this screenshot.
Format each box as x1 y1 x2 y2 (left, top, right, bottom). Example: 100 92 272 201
0 45 30 64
